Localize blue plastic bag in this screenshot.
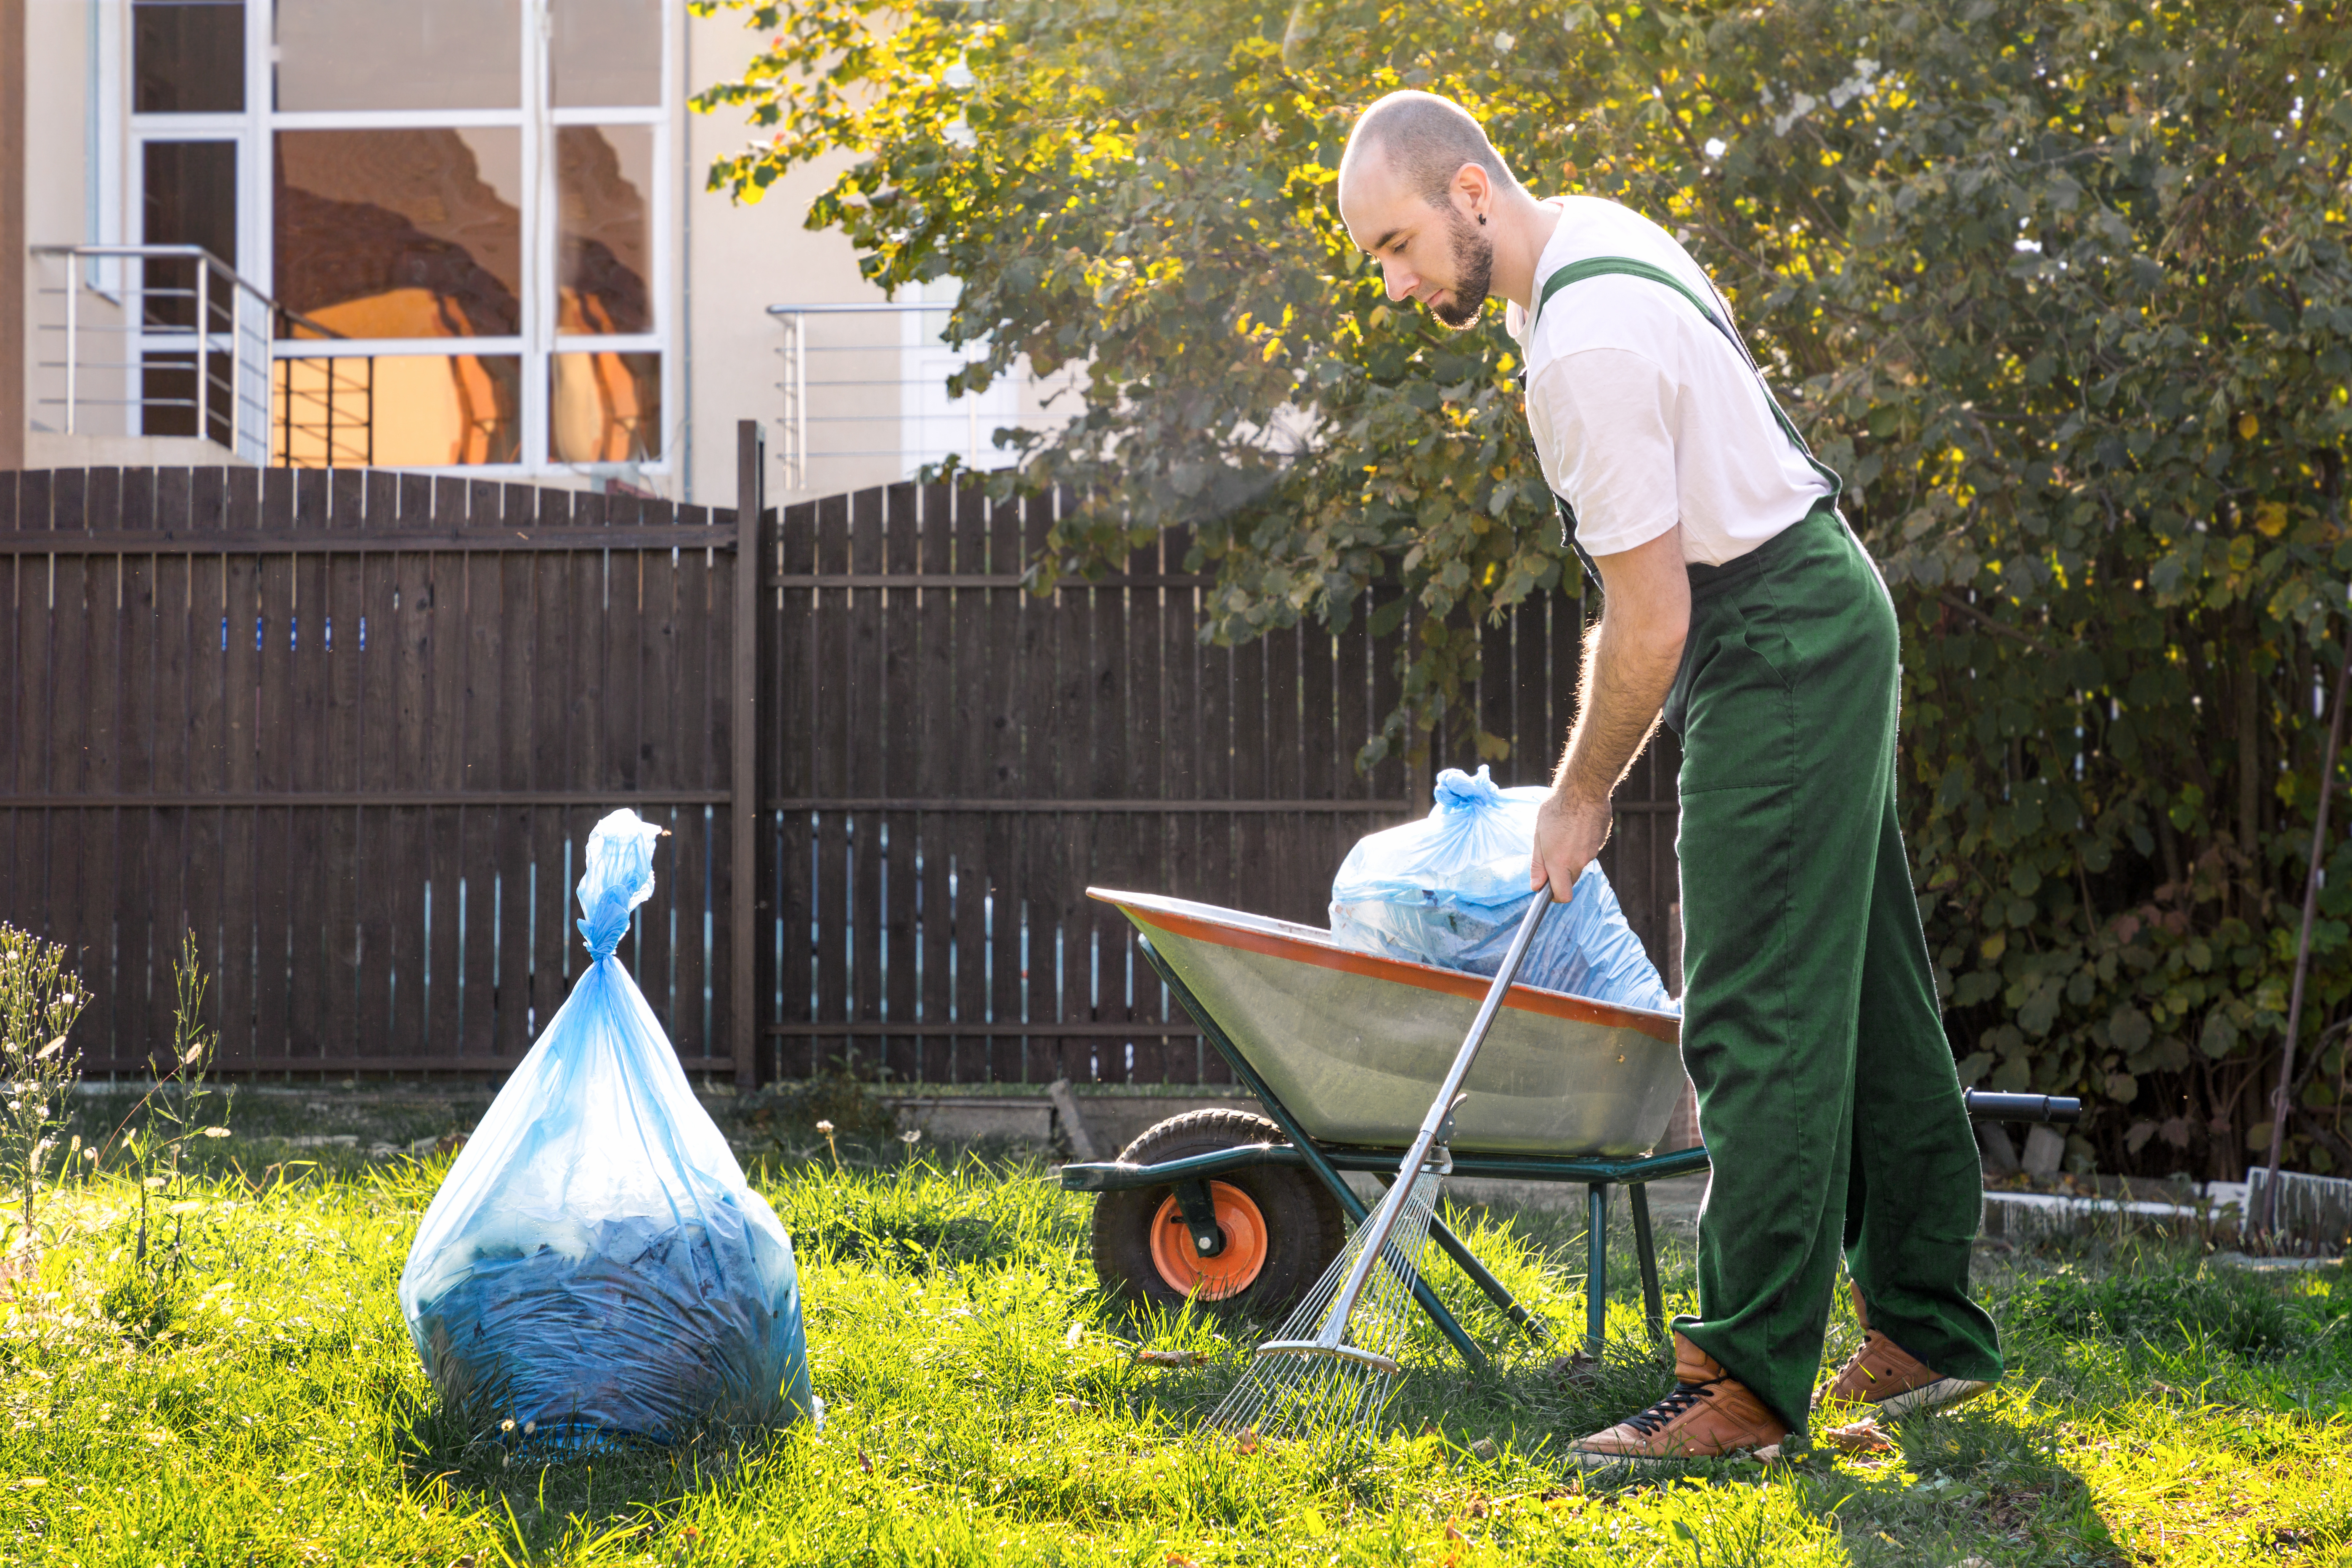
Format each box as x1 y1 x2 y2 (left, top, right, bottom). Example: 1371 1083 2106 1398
398 809 816 1442
1330 767 1676 1013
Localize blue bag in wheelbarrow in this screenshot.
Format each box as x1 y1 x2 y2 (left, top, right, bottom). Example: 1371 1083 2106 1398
397 808 817 1443
1329 766 1676 1013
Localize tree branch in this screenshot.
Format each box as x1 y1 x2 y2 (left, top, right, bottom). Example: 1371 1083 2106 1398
1938 592 2054 654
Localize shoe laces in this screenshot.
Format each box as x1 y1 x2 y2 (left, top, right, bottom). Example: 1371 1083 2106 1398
1834 1332 1888 1385
1623 1380 1715 1435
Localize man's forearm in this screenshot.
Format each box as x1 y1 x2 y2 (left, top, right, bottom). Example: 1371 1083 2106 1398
1530 528 1690 898
1556 609 1682 800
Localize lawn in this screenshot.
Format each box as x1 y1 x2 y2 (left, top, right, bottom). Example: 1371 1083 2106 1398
0 1103 2347 1567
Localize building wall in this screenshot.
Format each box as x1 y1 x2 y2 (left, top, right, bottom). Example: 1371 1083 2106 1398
0 0 22 470
19 0 97 453
679 7 873 506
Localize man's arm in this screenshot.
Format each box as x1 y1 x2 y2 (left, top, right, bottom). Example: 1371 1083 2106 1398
1530 525 1690 900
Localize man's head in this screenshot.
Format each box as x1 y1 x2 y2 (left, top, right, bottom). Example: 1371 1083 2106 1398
1338 91 1517 329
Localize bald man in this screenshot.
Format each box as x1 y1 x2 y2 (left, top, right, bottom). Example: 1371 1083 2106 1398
1336 91 2002 1465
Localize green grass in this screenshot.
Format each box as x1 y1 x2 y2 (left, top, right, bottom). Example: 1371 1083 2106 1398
1 1133 2348 1565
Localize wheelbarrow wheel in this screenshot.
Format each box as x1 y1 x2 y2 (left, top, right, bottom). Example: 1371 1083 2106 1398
1092 1109 1347 1321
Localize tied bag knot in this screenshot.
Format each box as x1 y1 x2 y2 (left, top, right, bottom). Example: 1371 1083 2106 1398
576 814 662 958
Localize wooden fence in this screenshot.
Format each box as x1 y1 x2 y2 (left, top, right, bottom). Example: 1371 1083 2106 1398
759 480 1679 1088
0 463 748 1079
2 427 1679 1085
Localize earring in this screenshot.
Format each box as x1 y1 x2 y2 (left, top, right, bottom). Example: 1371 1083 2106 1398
1477 213 1488 225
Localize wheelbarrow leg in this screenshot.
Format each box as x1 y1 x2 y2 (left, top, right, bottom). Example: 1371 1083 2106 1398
1585 1181 1612 1361
1628 1181 1666 1350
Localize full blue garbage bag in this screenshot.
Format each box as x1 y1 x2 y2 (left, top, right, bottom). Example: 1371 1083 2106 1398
398 809 816 1442
1330 767 1676 1013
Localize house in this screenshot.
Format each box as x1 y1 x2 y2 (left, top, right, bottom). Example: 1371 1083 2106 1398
0 0 1071 502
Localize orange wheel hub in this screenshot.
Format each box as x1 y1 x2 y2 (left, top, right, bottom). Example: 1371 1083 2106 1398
1148 1181 1269 1300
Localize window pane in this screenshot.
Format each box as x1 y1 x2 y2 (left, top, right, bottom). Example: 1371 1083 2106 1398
142 140 238 329
557 126 652 335
551 352 660 462
552 0 662 107
275 0 519 112
274 354 522 466
275 130 523 338
134 0 244 114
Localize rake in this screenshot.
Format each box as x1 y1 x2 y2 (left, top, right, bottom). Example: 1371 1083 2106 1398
1206 882 1558 1442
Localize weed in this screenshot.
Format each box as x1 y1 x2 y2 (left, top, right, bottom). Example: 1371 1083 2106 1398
0 923 88 1250
2010 1266 2299 1358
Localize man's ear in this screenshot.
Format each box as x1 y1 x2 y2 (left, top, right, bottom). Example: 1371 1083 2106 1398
1452 161 1492 216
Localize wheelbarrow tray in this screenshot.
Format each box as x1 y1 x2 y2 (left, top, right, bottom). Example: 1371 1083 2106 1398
1091 888 1685 1157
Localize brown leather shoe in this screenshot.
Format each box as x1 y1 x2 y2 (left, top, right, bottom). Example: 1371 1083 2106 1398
1818 1282 1993 1417
1570 1333 1790 1467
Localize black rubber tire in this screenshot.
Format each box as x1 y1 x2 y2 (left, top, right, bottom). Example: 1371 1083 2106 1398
1091 1109 1348 1321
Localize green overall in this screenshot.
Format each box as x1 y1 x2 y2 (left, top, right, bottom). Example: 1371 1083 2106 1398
1534 260 2003 1433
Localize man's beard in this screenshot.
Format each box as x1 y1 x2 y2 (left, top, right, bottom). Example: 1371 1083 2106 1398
1429 210 1494 329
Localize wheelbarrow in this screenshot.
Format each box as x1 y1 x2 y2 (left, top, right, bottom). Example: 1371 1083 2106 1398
1060 887 2082 1371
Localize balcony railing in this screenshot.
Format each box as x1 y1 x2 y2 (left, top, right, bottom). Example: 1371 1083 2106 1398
766 300 1085 497
29 244 365 467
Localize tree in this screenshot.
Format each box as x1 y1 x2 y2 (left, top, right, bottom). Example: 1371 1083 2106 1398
695 0 2352 1177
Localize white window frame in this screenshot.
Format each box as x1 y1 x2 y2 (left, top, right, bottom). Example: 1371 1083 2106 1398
118 0 675 476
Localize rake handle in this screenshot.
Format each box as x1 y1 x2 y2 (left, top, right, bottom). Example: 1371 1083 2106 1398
1294 880 1560 1353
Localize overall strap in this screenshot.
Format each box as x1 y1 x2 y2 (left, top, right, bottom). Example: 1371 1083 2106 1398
1530 256 1842 503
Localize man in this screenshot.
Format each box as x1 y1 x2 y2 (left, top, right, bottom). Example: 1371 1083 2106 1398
1335 91 2002 1464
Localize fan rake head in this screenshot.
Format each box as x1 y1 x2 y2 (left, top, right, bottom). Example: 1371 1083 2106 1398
1204 1168 1443 1446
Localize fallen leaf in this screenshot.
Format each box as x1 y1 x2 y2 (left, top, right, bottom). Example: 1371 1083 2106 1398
1135 1349 1204 1367
1233 1428 1261 1456
1822 1420 1894 1455
1467 1437 1497 1462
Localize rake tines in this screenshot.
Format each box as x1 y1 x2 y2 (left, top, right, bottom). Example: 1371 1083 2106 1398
1202 887 1559 1450
1205 1166 1443 1443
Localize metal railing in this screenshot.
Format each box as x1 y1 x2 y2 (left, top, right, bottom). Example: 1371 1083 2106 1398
767 300 1085 495
32 245 275 464
29 244 367 468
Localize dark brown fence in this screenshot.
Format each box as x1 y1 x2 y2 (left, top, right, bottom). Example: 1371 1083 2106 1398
3 430 1678 1086
752 477 1678 1088
0 463 748 1080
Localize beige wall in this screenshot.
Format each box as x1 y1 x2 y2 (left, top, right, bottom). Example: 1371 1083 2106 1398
20 0 93 446
679 5 879 506
0 0 19 469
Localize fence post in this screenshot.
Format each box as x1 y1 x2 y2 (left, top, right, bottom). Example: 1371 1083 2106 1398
733 420 765 1088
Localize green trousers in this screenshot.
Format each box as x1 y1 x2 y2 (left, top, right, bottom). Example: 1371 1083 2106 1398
1664 504 2002 1434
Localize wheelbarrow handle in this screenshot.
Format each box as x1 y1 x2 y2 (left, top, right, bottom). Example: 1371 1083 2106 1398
1961 1090 2081 1125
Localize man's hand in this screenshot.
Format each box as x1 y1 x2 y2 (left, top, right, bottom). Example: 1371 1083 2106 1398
1530 525 1690 902
1531 788 1612 902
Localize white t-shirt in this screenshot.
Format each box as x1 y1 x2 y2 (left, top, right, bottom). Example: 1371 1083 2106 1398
1504 196 1830 567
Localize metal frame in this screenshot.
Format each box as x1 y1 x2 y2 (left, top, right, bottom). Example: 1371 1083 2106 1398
106 0 676 477
1061 934 2080 1369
